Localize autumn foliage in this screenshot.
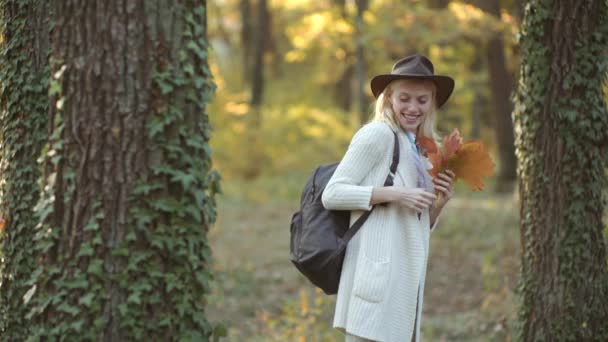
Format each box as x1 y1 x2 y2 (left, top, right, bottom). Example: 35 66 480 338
418 129 495 191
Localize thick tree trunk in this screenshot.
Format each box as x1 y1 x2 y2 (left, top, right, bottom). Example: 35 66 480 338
478 0 517 192
0 0 49 339
26 1 219 340
514 0 608 340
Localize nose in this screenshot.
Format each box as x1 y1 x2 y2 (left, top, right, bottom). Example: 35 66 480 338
406 103 420 113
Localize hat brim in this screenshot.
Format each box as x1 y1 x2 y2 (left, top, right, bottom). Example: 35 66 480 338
370 74 455 108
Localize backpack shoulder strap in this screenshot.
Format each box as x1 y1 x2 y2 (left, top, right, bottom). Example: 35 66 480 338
384 131 399 187
339 132 399 246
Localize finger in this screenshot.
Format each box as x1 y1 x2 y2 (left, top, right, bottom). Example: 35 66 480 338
437 173 453 182
416 203 428 211
410 203 425 211
420 191 437 200
419 198 432 207
445 169 456 178
434 185 448 195
414 195 430 206
433 178 450 188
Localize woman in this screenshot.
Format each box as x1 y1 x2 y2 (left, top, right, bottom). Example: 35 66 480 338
322 54 456 342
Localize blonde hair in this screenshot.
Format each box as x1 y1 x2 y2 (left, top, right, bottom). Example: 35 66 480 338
371 79 441 142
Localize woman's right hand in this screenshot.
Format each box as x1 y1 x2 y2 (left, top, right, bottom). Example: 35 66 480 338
391 187 437 211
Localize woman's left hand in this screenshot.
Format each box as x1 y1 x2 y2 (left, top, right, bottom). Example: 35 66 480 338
433 169 455 208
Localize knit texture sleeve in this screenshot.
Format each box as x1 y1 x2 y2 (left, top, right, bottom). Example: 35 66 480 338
322 122 394 211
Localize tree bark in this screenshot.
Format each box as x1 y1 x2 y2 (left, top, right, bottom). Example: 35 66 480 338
477 0 518 192
0 0 49 339
514 0 608 340
26 1 219 340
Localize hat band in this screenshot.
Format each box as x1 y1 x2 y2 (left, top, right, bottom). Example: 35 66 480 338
393 64 433 76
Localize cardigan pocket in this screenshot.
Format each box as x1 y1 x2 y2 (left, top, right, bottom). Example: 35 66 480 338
352 255 390 303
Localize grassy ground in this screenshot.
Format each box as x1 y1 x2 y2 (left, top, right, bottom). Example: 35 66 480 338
206 175 520 341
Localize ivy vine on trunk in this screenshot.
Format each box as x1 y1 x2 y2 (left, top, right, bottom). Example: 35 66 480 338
513 0 608 340
0 0 49 339
21 1 220 340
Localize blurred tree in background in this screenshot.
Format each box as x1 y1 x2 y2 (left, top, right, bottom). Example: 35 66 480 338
208 0 522 186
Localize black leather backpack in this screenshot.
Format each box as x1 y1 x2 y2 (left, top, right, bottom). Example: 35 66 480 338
289 132 399 294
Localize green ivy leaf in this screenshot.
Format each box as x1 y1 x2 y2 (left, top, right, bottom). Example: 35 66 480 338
78 293 95 307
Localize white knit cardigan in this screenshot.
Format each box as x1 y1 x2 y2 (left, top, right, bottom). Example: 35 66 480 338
322 121 439 342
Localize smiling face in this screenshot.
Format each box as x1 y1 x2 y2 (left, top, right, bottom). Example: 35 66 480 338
388 79 435 133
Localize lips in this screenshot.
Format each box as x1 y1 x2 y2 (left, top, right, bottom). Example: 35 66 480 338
402 112 421 123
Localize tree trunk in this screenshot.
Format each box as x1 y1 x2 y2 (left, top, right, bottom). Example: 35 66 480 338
240 0 252 83
335 64 355 112
265 5 282 78
26 1 219 340
355 0 369 125
514 0 608 340
333 0 353 112
0 0 49 339
251 0 268 109
427 0 450 9
469 47 484 140
243 0 269 179
477 0 517 192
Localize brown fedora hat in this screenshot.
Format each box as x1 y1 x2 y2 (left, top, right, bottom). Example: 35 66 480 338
370 53 455 108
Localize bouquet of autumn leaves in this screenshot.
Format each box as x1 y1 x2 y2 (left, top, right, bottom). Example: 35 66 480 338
417 129 495 192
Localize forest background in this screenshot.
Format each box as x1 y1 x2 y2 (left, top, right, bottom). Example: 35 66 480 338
204 0 584 340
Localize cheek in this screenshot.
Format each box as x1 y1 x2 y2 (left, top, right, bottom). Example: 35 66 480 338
390 101 402 115
420 102 432 114
389 98 399 110
392 100 408 111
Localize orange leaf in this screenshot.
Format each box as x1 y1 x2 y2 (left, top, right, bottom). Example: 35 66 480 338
0 218 4 232
416 136 438 154
446 141 495 191
426 152 443 178
416 136 443 177
443 128 463 160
